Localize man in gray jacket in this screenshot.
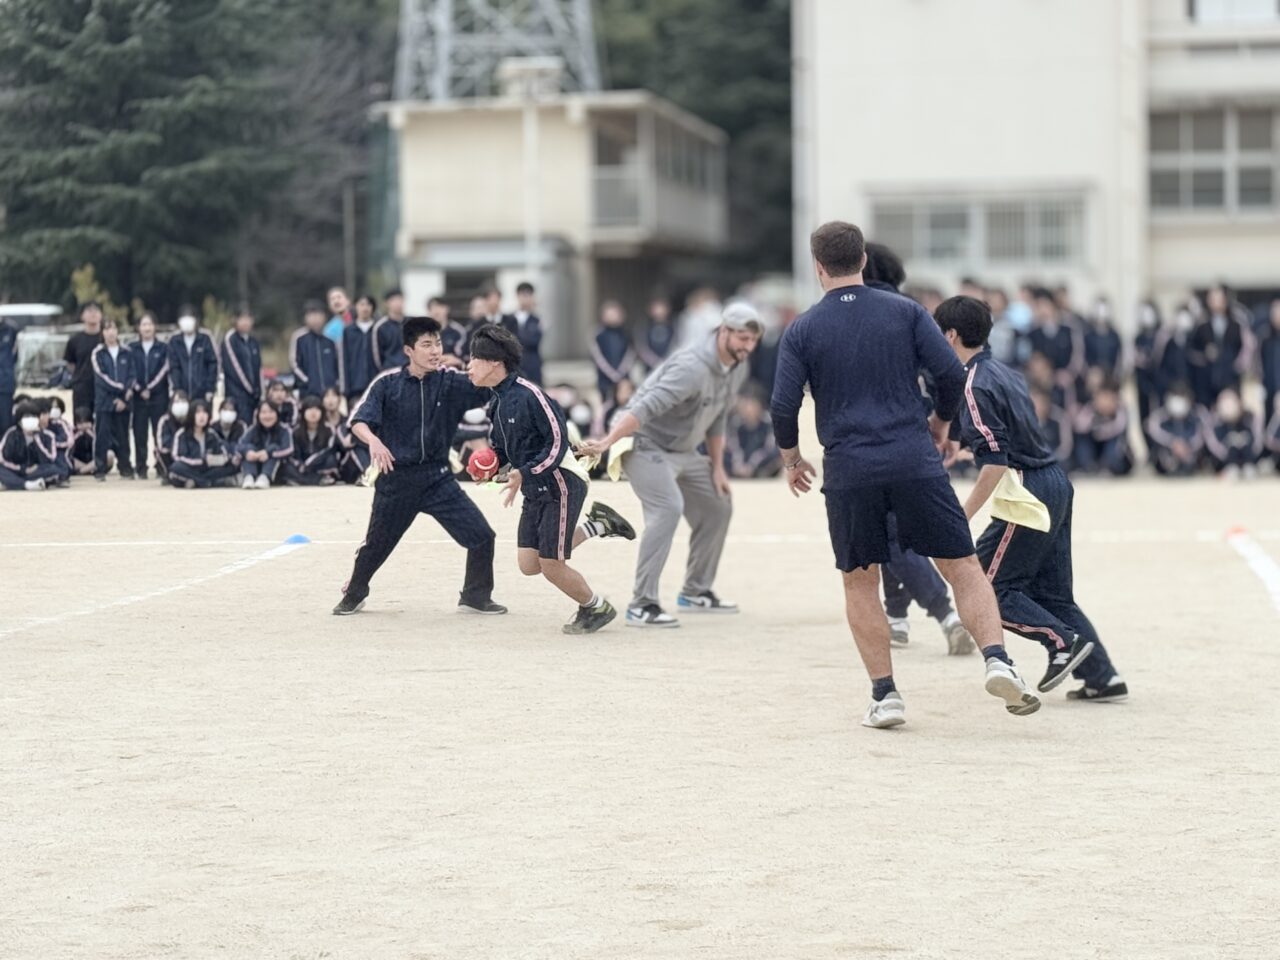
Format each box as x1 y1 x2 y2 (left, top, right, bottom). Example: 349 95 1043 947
580 302 762 627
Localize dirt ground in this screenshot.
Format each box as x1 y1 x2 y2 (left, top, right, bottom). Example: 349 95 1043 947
2 471 1278 959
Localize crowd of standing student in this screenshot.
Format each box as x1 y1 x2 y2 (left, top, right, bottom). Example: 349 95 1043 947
923 281 1280 480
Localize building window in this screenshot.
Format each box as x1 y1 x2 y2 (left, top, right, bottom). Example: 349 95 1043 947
1149 106 1280 213
871 195 1085 268
1189 0 1280 24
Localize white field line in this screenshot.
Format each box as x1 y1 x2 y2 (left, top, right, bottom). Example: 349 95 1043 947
1227 530 1280 616
0 540 308 640
3 530 1279 549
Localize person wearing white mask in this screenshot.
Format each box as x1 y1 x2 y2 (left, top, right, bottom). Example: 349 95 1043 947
169 400 239 489
213 398 247 471
1131 300 1163 442
45 396 74 481
1146 383 1203 477
0 401 61 491
153 391 190 480
167 307 219 403
130 313 170 479
1201 388 1262 479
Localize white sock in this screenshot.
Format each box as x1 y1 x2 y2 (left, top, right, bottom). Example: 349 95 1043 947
577 519 605 540
582 592 601 610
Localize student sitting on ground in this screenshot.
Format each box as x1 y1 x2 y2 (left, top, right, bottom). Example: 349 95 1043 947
285 396 340 486
43 397 74 482
1145 384 1203 477
153 392 189 480
169 400 239 489
239 400 294 489
71 407 98 476
1031 388 1075 471
725 389 783 479
213 398 247 470
0 401 63 491
1073 382 1134 476
265 379 297 428
321 387 346 431
1201 388 1262 479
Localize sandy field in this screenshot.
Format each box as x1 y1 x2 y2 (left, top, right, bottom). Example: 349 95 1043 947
2 471 1279 959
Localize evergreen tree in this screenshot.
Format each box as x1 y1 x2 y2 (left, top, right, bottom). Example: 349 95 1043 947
0 0 289 315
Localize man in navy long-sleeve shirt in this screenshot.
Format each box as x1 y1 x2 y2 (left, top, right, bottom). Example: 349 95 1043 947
333 316 504 617
770 220 1039 729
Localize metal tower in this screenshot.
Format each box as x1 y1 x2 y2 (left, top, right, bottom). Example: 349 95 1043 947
394 0 603 101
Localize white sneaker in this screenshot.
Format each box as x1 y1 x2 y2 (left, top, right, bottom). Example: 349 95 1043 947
23 479 47 491
888 617 910 647
256 474 271 489
862 691 906 729
941 611 976 656
984 658 1041 716
241 475 255 489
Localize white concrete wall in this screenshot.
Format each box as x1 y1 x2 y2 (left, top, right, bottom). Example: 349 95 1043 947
395 104 592 251
798 0 1148 321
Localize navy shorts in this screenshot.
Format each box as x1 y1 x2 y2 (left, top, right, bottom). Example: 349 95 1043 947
518 468 587 561
823 474 975 571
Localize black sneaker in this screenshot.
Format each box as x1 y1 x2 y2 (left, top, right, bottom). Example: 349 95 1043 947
120 469 136 480
93 474 106 483
136 468 149 480
458 599 508 615
563 600 617 635
1066 680 1129 703
1037 636 1096 692
332 594 367 615
588 501 636 540
625 603 679 628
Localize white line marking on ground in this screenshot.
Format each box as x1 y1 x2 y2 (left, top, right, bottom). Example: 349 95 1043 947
3 530 1279 549
0 540 309 640
1226 529 1280 616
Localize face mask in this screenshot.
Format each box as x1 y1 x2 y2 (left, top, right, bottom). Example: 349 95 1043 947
20 416 39 433
1006 301 1032 333
1175 311 1194 333
1138 305 1158 329
178 316 196 334
171 402 190 419
50 408 63 421
1167 397 1190 418
1094 303 1111 323
219 410 237 426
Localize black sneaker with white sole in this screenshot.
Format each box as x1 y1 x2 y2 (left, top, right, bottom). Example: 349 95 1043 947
332 594 367 615
625 603 679 628
458 599 508 615
676 590 738 614
588 502 636 540
1066 680 1129 702
563 600 618 635
1037 636 1096 693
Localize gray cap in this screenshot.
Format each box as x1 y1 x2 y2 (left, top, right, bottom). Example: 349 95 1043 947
721 301 763 334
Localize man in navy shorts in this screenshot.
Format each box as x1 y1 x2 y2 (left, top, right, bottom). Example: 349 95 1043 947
770 220 1040 729
467 325 636 635
935 295 1127 702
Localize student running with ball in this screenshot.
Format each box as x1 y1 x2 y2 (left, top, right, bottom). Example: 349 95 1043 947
466 325 636 635
771 221 1041 729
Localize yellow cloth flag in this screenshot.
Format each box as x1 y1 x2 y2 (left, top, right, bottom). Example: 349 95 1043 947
606 436 636 482
989 469 1051 532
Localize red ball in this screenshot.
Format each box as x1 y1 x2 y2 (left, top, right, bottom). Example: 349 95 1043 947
467 447 499 481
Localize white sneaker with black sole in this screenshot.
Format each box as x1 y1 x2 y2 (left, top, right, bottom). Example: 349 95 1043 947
676 590 738 614
984 658 1041 715
862 691 906 729
625 603 680 628
888 617 910 647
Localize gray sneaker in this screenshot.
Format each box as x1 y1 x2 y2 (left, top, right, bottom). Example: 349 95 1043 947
563 600 618 635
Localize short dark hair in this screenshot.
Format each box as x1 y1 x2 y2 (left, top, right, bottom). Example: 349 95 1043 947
516 282 535 295
303 300 325 315
934 295 993 349
810 221 867 277
427 296 447 310
299 395 323 413
74 406 92 423
102 317 118 331
468 323 523 371
80 301 102 316
1030 286 1057 305
356 294 376 311
862 242 906 290
403 316 442 347
15 400 40 419
384 288 403 300
49 396 66 413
